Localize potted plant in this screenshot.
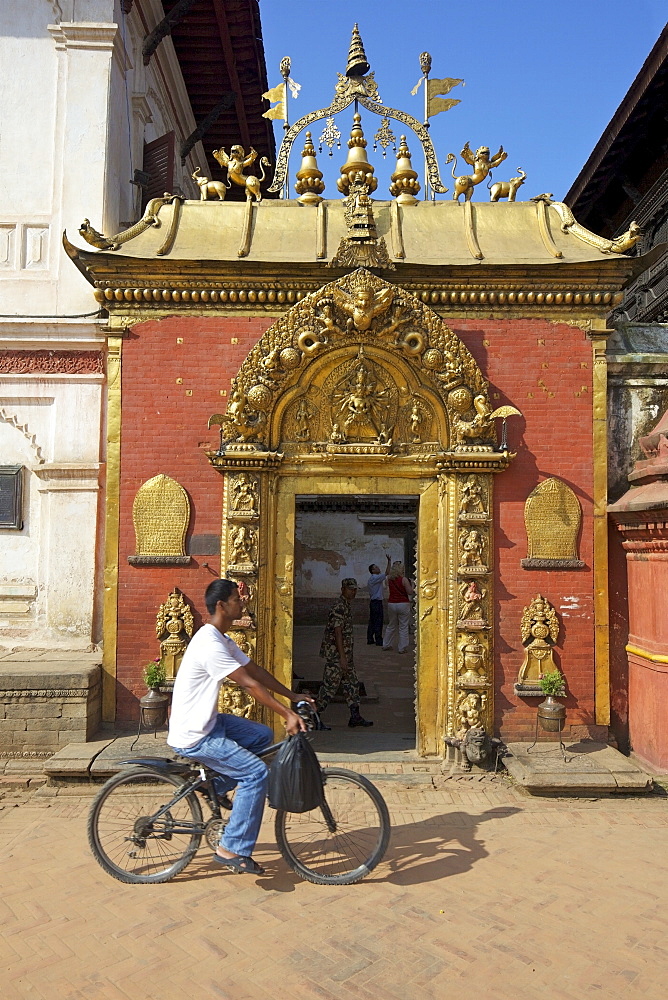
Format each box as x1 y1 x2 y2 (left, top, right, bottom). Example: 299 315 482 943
139 658 170 729
537 668 566 733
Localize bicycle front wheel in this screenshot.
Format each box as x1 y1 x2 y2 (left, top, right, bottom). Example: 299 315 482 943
275 767 390 885
88 767 203 884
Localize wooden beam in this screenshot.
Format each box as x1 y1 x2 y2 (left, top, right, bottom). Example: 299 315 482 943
211 0 252 151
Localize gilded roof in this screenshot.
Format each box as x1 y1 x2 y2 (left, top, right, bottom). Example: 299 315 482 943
83 197 640 267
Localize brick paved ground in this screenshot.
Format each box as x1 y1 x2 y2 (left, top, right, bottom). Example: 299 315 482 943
1 775 667 1000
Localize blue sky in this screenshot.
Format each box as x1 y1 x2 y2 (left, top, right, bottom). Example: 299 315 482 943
259 0 666 203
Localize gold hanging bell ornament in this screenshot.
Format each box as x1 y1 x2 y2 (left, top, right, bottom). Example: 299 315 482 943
389 136 421 205
295 132 325 206
346 23 370 77
336 112 377 196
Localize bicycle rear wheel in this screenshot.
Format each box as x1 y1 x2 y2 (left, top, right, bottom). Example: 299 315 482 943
275 767 390 885
88 767 203 884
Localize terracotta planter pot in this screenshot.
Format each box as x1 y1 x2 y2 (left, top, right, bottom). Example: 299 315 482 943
140 687 170 729
537 695 566 733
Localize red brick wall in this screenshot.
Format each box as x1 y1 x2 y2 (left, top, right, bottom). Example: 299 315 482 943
115 312 596 741
115 315 277 720
452 318 595 741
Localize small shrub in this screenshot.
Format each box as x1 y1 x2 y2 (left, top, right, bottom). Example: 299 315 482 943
143 658 166 689
538 669 565 697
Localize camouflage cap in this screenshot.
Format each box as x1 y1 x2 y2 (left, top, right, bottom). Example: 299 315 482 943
341 577 358 588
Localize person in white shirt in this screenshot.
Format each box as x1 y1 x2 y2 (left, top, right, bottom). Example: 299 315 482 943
168 578 315 876
367 553 391 646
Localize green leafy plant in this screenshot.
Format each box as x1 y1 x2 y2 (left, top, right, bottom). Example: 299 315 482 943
143 658 166 689
538 669 565 697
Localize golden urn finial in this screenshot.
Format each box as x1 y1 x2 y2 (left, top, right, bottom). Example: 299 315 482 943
346 23 370 78
295 131 325 205
336 112 377 196
389 135 421 205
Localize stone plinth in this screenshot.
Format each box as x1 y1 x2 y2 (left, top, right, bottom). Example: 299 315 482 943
0 654 101 759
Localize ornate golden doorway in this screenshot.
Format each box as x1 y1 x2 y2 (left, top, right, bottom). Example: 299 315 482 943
208 269 512 756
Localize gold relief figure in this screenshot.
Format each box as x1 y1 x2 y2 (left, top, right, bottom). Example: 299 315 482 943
155 589 194 679
191 168 227 201
259 347 285 384
459 528 486 569
235 578 256 620
332 359 392 440
457 635 488 687
226 630 254 659
222 381 266 444
295 399 312 442
230 474 258 513
212 145 271 202
518 594 560 688
489 169 526 202
219 680 254 718
457 580 487 626
330 278 394 333
409 400 425 443
446 142 508 203
460 475 486 515
449 386 494 448
316 303 344 338
229 524 257 566
456 691 487 734
329 422 345 443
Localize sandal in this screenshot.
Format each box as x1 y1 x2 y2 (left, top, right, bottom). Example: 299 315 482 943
213 853 265 875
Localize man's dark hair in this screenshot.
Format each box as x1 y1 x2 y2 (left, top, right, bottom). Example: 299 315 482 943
368 564 375 573
205 578 239 615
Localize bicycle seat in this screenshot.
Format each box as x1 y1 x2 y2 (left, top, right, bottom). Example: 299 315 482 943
118 756 194 774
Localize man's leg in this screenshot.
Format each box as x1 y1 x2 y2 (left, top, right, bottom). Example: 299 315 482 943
371 600 384 645
175 714 272 859
343 662 373 728
367 601 375 644
316 659 342 714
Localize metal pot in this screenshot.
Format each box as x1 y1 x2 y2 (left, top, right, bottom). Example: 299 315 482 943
537 695 566 733
140 687 170 729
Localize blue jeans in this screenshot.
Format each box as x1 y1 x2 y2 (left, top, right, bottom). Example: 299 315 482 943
171 713 273 857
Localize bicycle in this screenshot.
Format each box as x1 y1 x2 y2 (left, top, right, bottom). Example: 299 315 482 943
87 703 390 886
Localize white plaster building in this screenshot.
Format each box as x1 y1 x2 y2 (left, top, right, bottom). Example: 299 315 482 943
0 0 274 648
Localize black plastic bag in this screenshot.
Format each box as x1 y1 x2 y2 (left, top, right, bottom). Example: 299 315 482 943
267 733 324 813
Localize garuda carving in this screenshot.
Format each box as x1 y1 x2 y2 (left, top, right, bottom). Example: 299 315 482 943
208 269 491 454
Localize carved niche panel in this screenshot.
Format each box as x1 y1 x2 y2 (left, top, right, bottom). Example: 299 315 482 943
522 477 584 569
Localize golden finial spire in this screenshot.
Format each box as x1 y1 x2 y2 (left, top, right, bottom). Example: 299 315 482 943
389 135 421 205
336 112 378 196
295 132 325 205
346 23 370 78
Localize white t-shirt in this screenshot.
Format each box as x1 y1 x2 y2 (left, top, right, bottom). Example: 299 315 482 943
167 624 250 749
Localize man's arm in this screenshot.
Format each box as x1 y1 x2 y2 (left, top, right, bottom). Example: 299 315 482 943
239 658 311 704
227 663 307 735
334 625 353 675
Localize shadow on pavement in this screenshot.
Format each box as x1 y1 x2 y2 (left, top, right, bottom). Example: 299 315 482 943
175 805 523 892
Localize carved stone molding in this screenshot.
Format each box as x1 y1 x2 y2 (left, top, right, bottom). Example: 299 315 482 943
0 351 103 375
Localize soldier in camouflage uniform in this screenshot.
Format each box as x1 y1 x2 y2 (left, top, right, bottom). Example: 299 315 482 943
317 578 373 729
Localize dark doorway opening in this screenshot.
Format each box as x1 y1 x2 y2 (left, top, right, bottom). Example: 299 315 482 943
292 495 418 753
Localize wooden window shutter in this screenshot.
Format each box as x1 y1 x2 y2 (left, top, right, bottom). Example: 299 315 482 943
141 131 175 209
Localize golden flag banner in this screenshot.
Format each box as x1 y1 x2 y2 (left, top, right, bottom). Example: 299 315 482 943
262 82 286 121
426 76 463 118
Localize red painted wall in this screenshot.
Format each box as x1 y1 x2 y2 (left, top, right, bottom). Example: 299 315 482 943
115 312 596 741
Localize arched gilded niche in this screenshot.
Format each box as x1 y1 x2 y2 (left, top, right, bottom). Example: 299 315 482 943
207 269 514 754
129 474 191 565
214 269 495 455
522 477 584 569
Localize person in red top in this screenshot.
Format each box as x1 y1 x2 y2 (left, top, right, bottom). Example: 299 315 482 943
382 561 414 654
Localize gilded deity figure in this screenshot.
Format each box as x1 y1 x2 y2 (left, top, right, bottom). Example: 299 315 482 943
457 580 487 626
332 361 392 440
460 475 486 515
229 524 256 565
459 528 486 569
456 691 486 734
409 401 424 443
295 399 311 442
230 474 258 513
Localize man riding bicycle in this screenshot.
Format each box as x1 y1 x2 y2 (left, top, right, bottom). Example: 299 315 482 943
168 578 315 875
